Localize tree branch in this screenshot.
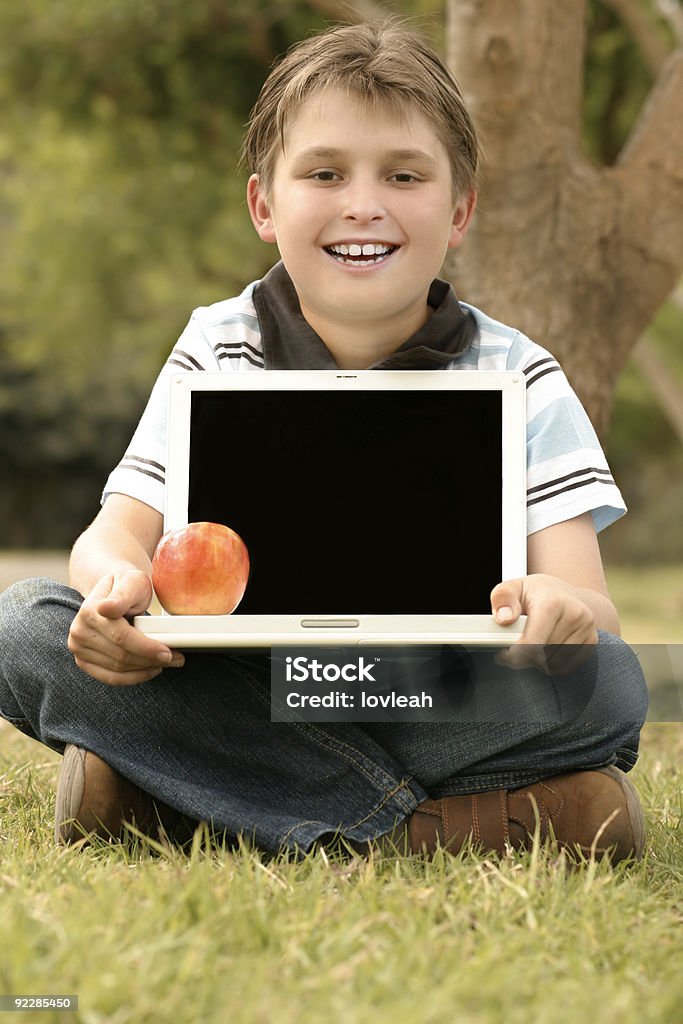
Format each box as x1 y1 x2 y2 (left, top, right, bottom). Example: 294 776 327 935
612 49 683 328
600 0 671 74
617 48 683 171
656 0 683 44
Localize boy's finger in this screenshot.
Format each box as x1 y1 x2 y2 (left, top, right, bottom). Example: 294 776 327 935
70 614 181 670
495 644 548 674
73 635 177 672
73 656 165 687
494 635 546 671
502 602 564 673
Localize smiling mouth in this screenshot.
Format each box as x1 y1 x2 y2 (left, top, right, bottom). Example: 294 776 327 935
324 242 399 266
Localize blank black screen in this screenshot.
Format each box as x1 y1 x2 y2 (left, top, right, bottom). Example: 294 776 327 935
188 389 502 614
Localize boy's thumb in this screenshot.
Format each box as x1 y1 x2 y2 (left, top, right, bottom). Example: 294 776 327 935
96 571 152 619
491 580 522 624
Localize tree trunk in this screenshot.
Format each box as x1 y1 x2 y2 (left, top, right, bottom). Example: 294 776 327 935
632 335 683 444
444 0 683 437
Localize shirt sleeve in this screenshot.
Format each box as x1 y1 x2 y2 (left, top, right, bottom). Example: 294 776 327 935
101 313 221 513
507 335 627 536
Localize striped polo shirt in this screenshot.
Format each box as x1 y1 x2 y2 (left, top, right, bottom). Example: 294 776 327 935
103 261 626 536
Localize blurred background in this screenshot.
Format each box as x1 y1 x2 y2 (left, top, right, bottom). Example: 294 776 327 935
0 0 681 638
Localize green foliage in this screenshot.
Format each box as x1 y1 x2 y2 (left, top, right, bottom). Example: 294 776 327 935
583 0 677 165
0 0 330 545
0 0 314 391
583 1 652 165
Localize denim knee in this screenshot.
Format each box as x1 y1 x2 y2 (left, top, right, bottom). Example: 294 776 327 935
1 578 41 655
572 631 649 771
0 579 52 728
0 576 81 686
0 576 77 645
0 577 83 745
592 631 649 724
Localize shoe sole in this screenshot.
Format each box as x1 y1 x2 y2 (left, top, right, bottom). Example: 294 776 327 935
55 744 89 845
596 765 646 859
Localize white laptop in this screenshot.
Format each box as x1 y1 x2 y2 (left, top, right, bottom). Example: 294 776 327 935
135 370 528 647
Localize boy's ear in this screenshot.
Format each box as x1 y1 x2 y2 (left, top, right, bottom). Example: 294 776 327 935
247 174 277 244
447 189 477 250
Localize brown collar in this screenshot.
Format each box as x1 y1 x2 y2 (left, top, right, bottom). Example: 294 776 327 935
253 261 477 370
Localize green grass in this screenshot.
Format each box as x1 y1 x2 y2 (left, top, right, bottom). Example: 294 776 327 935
1 723 681 1024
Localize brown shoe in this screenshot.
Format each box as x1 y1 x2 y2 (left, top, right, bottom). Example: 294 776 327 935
55 744 194 846
406 766 645 863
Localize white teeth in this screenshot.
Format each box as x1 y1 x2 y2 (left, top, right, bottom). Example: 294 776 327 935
328 242 393 257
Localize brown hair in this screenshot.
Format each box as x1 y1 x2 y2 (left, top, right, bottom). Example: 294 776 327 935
241 21 479 200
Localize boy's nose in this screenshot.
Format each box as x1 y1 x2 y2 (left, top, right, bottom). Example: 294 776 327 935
341 181 386 223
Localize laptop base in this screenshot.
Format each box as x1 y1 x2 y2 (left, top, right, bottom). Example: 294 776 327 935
134 613 527 649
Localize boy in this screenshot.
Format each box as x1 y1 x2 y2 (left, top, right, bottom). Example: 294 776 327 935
0 22 648 860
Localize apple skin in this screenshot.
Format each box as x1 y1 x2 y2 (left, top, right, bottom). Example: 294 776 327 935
152 522 250 615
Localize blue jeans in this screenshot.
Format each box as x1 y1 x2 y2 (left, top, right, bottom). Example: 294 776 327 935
0 578 648 854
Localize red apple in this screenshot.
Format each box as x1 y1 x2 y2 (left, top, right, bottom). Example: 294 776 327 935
152 522 250 615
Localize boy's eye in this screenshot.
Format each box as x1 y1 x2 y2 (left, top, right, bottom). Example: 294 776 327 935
390 172 420 183
309 170 340 182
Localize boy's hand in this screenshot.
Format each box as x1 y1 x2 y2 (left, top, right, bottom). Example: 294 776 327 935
491 574 598 676
68 570 185 686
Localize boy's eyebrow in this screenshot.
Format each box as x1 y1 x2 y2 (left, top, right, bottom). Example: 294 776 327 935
292 146 438 167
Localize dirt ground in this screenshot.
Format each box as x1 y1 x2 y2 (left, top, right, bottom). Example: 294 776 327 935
0 550 70 593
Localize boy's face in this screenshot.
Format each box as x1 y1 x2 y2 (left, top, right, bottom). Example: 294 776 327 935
247 88 476 358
